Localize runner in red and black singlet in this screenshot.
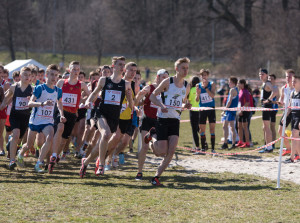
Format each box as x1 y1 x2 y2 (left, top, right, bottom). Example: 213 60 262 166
133 69 169 180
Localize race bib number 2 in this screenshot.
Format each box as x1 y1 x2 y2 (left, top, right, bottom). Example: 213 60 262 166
15 97 29 110
104 90 121 105
62 93 77 107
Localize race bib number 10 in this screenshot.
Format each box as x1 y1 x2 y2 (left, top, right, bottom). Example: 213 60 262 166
62 93 77 107
15 97 29 110
104 90 121 105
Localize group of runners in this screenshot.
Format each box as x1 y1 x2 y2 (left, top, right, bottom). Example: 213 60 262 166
0 57 299 186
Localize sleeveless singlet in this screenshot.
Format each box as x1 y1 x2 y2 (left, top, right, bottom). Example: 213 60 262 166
97 77 126 120
226 87 239 108
144 84 159 119
199 81 215 107
188 87 199 108
11 83 32 116
261 81 272 108
157 77 187 120
62 79 81 113
30 84 59 125
120 81 135 120
291 91 300 117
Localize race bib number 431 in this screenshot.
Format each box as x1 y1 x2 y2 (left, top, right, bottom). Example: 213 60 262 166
104 90 121 105
62 93 78 107
15 97 29 110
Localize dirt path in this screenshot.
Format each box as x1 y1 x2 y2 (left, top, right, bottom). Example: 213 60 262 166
145 154 300 185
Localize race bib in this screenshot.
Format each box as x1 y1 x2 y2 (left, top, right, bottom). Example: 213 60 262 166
37 105 54 119
166 97 182 109
15 97 29 110
200 93 213 104
291 99 300 110
62 93 78 107
104 90 121 105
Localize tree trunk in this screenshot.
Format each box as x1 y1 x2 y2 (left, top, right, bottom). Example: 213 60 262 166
6 0 15 61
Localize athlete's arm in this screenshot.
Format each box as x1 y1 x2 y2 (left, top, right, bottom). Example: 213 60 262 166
57 98 66 123
285 91 293 117
85 77 105 107
56 79 64 88
134 85 150 106
125 81 133 111
183 84 192 109
226 88 234 108
81 82 91 97
195 84 200 102
0 85 15 110
4 82 10 92
263 82 275 104
150 78 169 112
278 86 285 106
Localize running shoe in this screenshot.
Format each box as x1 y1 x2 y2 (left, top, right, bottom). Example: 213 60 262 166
282 149 291 156
151 176 162 186
144 127 156 144
193 149 201 155
211 149 216 154
235 141 244 147
95 165 104 176
9 160 17 170
79 158 87 178
128 148 134 153
96 157 100 169
284 158 294 163
61 152 67 161
48 156 56 173
259 148 273 153
240 142 250 148
220 143 228 149
119 153 125 165
24 151 29 157
0 150 5 156
104 163 111 171
16 151 25 168
294 155 299 162
35 162 45 173
135 172 143 180
229 143 237 149
112 155 118 168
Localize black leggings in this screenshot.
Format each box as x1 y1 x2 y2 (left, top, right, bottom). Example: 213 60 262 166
189 111 200 147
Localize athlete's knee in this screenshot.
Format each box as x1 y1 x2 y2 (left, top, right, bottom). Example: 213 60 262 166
101 131 111 141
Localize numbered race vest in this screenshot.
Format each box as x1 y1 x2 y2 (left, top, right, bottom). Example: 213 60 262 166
11 83 32 116
226 87 239 108
199 81 215 107
291 91 300 117
144 84 160 119
157 77 187 120
97 77 126 120
120 81 136 120
62 79 81 113
30 84 59 125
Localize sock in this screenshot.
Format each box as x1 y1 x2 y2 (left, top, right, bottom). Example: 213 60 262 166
52 153 57 158
200 133 206 150
211 133 215 150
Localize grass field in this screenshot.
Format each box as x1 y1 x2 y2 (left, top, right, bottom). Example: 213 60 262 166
1 110 300 222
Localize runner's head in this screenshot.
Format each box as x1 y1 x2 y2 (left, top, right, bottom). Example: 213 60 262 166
20 66 31 84
238 79 246 89
268 74 276 85
124 62 137 81
37 68 45 82
259 68 268 82
12 71 20 83
229 76 238 88
133 70 142 85
46 64 59 85
175 57 190 77
156 69 169 84
2 69 9 81
190 76 200 88
78 71 86 82
69 61 80 78
101 65 112 77
89 71 100 82
111 56 126 75
199 69 210 80
285 69 295 85
292 74 300 90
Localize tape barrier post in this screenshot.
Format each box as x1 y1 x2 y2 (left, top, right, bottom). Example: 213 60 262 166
277 95 289 189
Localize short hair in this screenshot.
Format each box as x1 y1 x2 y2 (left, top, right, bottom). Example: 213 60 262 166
175 57 190 68
269 74 276 80
38 68 45 73
112 56 125 65
89 71 99 78
190 76 200 88
229 76 238 85
102 65 111 70
285 69 295 75
136 70 141 75
199 69 210 76
259 68 268 74
79 71 86 78
96 67 101 74
125 62 137 70
20 66 31 73
69 61 80 66
3 69 8 74
12 71 20 79
0 65 4 70
47 64 59 72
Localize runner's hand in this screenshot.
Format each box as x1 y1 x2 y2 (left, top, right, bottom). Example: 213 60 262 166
60 116 67 123
161 106 168 113
184 103 192 110
45 100 54 106
85 102 92 109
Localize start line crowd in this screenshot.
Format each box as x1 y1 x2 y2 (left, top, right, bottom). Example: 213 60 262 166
0 57 299 186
